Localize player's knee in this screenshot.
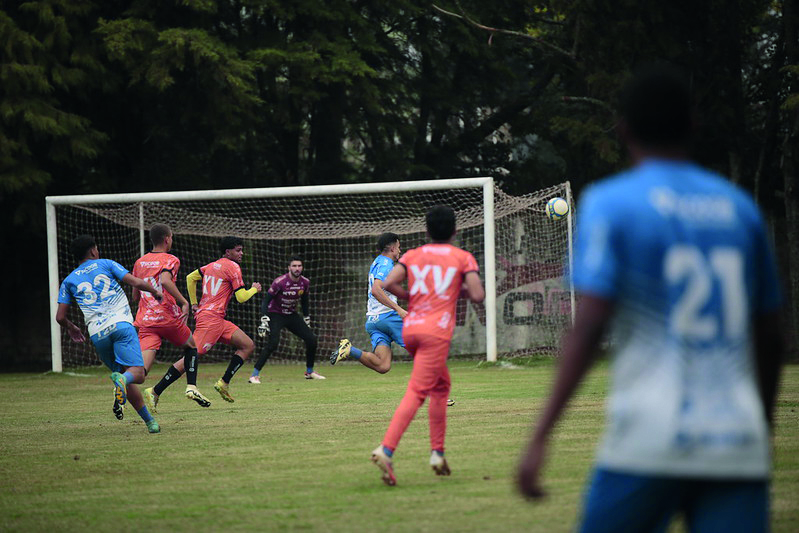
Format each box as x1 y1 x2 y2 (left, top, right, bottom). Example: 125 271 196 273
376 361 391 374
306 336 318 351
128 366 146 383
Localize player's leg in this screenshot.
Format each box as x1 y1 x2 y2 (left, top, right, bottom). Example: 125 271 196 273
334 315 396 373
373 334 436 485
577 469 680 533
138 328 163 412
147 326 209 409
683 479 769 533
92 330 127 420
428 352 451 476
285 314 323 379
214 323 254 402
251 313 286 383
111 324 160 433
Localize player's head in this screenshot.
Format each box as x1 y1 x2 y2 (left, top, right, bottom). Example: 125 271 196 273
149 223 173 251
377 232 401 260
288 256 303 279
71 234 98 263
619 64 693 152
220 236 244 263
426 205 456 243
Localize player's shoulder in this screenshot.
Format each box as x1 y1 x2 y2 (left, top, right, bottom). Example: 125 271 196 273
299 275 310 285
273 273 289 284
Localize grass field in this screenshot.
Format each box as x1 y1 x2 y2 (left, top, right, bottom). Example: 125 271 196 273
1 358 797 532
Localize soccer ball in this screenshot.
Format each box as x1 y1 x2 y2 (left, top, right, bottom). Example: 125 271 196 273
546 197 569 220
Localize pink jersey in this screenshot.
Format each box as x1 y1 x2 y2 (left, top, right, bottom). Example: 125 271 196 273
400 243 479 340
196 258 245 320
133 252 184 328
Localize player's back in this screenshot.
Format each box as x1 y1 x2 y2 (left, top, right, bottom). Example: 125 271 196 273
367 255 398 316
59 259 133 336
400 243 479 340
196 258 244 318
133 252 182 326
574 158 781 478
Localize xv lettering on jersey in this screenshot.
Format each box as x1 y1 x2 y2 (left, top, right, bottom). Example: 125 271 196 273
203 275 224 296
409 265 457 295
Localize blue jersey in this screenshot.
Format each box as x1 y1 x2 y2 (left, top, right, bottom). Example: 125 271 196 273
366 254 399 317
58 259 134 336
573 158 781 479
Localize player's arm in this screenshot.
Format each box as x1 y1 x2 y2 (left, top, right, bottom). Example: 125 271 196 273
462 271 485 303
186 269 202 306
235 282 262 303
132 287 141 302
122 273 162 301
517 294 613 499
160 270 190 317
383 264 409 300
55 303 86 343
371 278 407 317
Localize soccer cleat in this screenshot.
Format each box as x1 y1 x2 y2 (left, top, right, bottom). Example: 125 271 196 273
146 419 161 434
110 372 127 405
248 375 261 384
447 398 455 407
430 452 451 476
305 371 326 380
143 387 159 414
185 386 211 408
112 399 124 420
371 446 397 486
214 379 235 403
330 339 351 365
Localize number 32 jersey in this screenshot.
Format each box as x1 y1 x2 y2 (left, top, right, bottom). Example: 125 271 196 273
58 259 133 336
573 158 782 479
400 243 479 341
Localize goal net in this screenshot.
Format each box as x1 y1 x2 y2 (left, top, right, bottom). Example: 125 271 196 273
46 179 574 369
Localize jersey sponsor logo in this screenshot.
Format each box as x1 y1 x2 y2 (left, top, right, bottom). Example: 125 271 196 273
203 275 224 296
649 187 736 224
213 263 222 270
409 265 457 296
139 260 161 268
74 263 99 276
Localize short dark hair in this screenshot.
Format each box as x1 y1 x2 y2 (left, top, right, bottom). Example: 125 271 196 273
620 64 693 147
289 256 303 265
426 205 456 242
219 236 243 256
149 224 172 247
377 232 400 253
71 235 96 263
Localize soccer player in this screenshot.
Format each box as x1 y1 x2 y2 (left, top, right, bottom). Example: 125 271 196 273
186 236 262 403
251 257 325 381
331 232 407 374
370 206 485 486
130 223 211 412
55 235 164 433
516 66 784 533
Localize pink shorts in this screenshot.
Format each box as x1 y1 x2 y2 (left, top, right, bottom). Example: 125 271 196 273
194 318 239 355
138 323 192 352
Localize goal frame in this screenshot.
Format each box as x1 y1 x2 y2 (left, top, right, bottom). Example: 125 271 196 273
46 177 512 372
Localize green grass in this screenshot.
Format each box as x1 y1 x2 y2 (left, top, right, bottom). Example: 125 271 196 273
0 360 796 532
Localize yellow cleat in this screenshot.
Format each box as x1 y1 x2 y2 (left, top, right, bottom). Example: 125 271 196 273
143 387 159 414
330 339 351 365
447 398 455 407
185 386 211 408
214 379 234 403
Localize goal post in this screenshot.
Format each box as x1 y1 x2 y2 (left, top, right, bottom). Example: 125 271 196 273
46 178 573 371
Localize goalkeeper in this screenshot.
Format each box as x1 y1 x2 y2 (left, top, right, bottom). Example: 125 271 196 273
250 257 325 381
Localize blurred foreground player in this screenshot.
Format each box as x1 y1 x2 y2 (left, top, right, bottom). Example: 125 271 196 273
517 66 784 533
370 206 485 485
55 235 164 433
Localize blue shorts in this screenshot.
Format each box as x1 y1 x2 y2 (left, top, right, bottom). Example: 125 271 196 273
579 468 769 533
365 312 404 350
90 322 144 372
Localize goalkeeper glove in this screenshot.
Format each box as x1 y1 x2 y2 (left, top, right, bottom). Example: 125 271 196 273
257 315 270 337
303 315 311 327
